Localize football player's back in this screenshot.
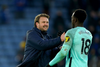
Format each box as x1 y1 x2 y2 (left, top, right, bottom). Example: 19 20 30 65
45 9 93 67
65 27 92 67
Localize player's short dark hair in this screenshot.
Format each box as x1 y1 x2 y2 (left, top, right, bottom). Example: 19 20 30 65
73 9 87 23
34 13 50 27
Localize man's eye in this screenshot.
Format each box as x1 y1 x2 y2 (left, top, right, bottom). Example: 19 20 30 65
42 21 45 23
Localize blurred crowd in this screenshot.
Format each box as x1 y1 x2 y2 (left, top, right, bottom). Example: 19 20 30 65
0 0 100 67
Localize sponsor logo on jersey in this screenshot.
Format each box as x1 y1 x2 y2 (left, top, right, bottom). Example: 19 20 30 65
65 36 70 42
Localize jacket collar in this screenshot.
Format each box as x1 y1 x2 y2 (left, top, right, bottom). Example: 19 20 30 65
33 27 47 35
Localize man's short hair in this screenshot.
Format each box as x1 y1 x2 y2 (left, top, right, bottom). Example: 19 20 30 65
73 9 87 23
34 13 50 27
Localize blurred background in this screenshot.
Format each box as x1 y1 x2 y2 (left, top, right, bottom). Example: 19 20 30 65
0 0 100 67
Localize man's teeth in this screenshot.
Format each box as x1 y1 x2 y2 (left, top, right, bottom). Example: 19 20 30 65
44 26 47 28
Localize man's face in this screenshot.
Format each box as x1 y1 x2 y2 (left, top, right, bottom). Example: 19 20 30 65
37 17 49 31
71 12 75 28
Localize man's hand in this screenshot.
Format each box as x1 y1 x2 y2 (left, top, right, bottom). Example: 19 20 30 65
45 64 51 67
60 32 65 42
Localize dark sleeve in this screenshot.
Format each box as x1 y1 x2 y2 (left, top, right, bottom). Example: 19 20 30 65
27 31 62 50
50 47 60 59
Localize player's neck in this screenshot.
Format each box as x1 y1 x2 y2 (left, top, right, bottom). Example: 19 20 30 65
75 23 83 27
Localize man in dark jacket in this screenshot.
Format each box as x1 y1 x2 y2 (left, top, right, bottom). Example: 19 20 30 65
17 13 65 67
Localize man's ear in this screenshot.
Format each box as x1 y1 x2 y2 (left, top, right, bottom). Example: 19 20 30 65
74 17 77 23
36 22 39 28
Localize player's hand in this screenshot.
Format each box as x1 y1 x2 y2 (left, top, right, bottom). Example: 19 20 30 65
45 64 52 67
60 32 65 42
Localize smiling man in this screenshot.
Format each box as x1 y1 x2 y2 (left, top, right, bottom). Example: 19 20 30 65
35 14 49 31
17 13 65 67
